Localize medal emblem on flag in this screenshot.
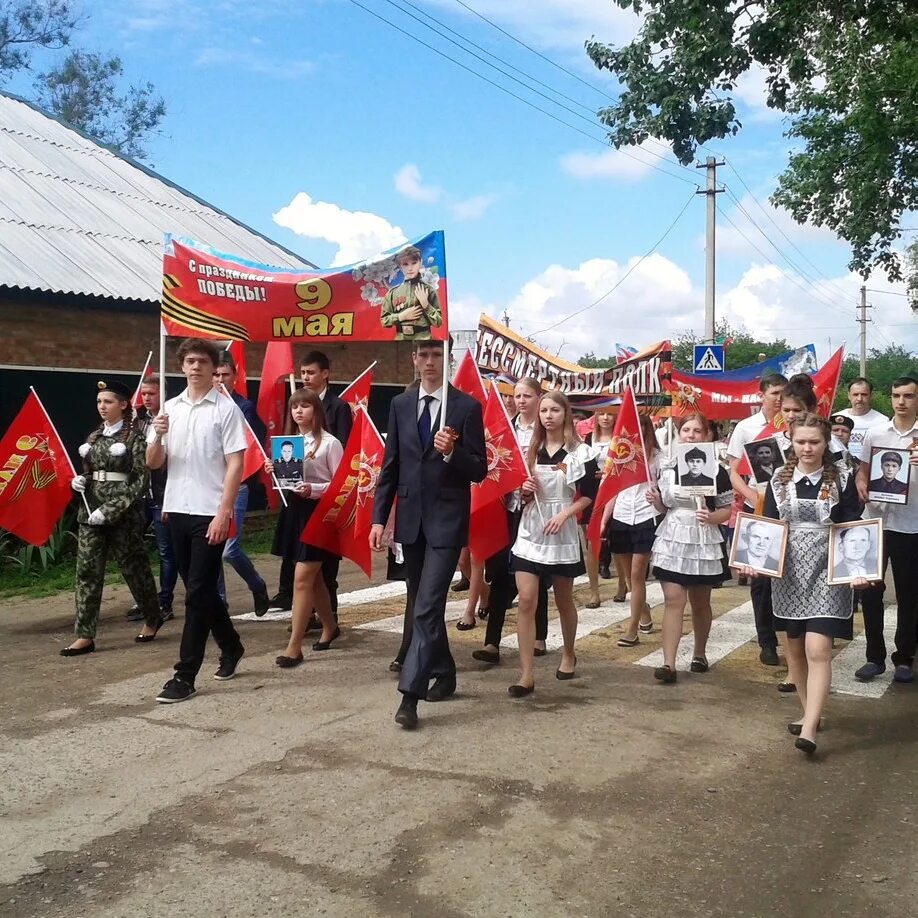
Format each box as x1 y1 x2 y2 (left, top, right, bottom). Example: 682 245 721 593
603 427 645 478
482 431 517 484
671 382 702 411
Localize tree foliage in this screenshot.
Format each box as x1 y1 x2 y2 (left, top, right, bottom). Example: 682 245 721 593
586 1 918 281
0 1 165 161
834 344 918 416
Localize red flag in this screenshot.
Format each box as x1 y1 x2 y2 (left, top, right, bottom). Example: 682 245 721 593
256 342 295 437
587 387 650 554
301 407 385 577
814 346 843 418
468 384 529 561
0 391 75 546
340 362 375 416
228 340 249 398
452 349 487 407
217 385 263 481
131 351 154 409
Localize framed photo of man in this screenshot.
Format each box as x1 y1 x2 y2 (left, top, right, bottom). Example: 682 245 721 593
743 437 785 485
271 435 305 488
675 441 718 496
729 513 789 578
828 519 884 585
867 447 910 504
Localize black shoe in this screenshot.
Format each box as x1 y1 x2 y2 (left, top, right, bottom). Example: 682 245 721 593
253 589 270 617
155 678 196 704
125 605 144 622
214 647 245 680
472 648 500 665
306 614 322 633
267 593 292 613
450 576 470 593
389 660 403 673
427 676 457 702
275 654 304 668
556 655 577 680
134 616 166 643
60 640 95 657
759 646 779 666
690 656 709 673
456 619 476 631
533 646 547 657
395 696 419 729
787 719 821 737
160 604 175 622
312 626 341 651
778 682 797 693
599 564 612 580
508 683 534 697
653 665 677 683
477 606 490 620
795 737 817 755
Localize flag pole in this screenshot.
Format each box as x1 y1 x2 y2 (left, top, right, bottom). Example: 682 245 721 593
29 386 91 516
218 384 287 507
339 360 378 400
158 322 167 416
288 373 297 397
131 350 153 404
439 336 449 431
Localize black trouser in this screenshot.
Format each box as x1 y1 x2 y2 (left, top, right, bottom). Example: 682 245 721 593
169 513 244 686
398 533 459 699
278 555 295 605
483 508 549 648
860 530 918 667
751 575 776 649
322 555 340 617
394 590 415 665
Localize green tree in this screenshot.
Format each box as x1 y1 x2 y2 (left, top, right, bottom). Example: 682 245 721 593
670 320 789 371
586 1 918 281
0 1 165 161
833 344 918 415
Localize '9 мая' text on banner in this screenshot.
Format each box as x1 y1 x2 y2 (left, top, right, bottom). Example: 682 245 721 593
161 232 448 344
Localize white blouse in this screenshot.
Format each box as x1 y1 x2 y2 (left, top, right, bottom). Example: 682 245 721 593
299 432 343 498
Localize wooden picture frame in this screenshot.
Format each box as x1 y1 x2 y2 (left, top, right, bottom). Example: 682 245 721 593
729 512 789 578
743 436 786 486
867 446 910 505
828 519 884 585
674 441 718 496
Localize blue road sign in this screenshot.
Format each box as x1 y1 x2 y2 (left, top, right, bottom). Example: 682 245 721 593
693 344 725 374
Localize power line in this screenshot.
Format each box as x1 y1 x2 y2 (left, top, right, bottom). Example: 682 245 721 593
865 287 910 297
527 191 697 336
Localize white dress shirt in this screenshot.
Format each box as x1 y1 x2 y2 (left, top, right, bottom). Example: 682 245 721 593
149 387 247 516
299 431 344 497
840 407 889 461
861 418 918 533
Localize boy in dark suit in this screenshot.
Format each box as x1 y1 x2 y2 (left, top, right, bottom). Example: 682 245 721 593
370 339 487 729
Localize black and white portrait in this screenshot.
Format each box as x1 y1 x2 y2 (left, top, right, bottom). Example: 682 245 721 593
729 513 788 577
675 441 717 495
743 437 785 485
867 447 910 505
828 520 883 584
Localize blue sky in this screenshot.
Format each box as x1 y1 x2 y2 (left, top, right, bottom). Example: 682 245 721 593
16 0 916 361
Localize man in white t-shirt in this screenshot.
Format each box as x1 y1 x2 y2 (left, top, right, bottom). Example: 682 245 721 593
147 338 248 703
727 372 787 667
840 377 889 462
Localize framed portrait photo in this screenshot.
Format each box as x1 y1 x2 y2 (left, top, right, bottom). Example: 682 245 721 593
743 436 785 486
271 435 305 489
867 447 910 505
675 441 718 496
729 512 789 578
828 519 884 585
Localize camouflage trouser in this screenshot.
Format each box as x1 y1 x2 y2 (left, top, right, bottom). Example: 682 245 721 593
74 517 160 638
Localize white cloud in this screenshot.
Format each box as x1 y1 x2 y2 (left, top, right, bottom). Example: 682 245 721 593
731 64 785 123
272 193 407 267
195 46 313 78
451 194 496 221
560 140 667 182
394 164 442 203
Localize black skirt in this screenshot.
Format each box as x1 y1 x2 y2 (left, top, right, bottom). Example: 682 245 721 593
775 616 854 640
511 552 585 579
608 517 659 556
271 494 340 565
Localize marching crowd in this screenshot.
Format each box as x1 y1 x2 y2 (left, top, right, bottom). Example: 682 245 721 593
58 336 918 753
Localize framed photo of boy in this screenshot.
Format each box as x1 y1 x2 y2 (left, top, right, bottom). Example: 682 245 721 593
828 519 884 585
729 513 789 578
675 441 718 496
743 437 785 485
271 435 305 488
867 447 910 504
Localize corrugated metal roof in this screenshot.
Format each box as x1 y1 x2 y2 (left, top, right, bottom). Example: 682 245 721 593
0 93 313 303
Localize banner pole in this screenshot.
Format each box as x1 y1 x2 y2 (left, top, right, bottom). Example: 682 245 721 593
29 386 91 516
339 360 378 400
158 322 167 416
131 350 153 404
288 373 296 397
217 384 287 508
439 337 449 431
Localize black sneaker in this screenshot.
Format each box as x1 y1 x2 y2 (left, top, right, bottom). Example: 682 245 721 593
126 605 145 622
253 589 270 617
267 593 292 613
214 647 245 680
160 604 175 622
155 678 196 704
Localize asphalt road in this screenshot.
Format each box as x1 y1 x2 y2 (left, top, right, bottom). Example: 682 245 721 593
1 555 916 917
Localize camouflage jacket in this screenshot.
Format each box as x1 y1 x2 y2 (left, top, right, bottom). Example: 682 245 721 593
78 429 149 526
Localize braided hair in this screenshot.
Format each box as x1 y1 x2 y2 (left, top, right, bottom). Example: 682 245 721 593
776 412 838 500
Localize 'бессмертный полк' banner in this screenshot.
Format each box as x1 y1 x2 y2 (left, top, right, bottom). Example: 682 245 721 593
162 232 448 344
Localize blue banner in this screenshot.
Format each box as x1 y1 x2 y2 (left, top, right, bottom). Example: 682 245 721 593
719 345 818 381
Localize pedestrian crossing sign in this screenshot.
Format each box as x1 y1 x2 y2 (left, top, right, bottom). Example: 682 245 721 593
693 344 725 374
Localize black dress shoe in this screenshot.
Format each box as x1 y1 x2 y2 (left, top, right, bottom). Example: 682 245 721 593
456 619 476 631
306 614 322 633
135 616 166 643
472 648 500 664
312 626 341 651
795 737 817 755
759 646 780 666
533 646 547 657
787 719 821 736
427 676 457 702
275 654 304 668
389 660 403 673
556 655 577 680
395 696 419 729
253 588 270 617
508 683 534 697
451 576 471 592
60 640 95 657
778 682 797 693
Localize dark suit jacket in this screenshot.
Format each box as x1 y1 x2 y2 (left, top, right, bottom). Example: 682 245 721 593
869 477 907 495
373 384 487 548
322 389 354 446
681 473 714 487
734 546 781 572
834 555 878 579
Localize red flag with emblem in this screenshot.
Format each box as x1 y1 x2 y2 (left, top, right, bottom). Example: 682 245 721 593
0 391 76 546
340 362 375 416
587 387 650 554
467 384 529 561
300 407 385 577
228 340 249 398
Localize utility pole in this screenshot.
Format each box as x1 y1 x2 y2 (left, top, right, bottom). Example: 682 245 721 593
858 285 871 376
696 156 725 344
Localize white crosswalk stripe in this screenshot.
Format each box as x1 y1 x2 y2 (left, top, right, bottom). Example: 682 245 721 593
831 612 897 698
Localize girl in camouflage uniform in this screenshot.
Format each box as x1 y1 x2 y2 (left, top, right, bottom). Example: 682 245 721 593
60 381 162 656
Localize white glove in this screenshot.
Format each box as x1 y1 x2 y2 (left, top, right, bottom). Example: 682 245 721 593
87 508 106 526
71 475 86 493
